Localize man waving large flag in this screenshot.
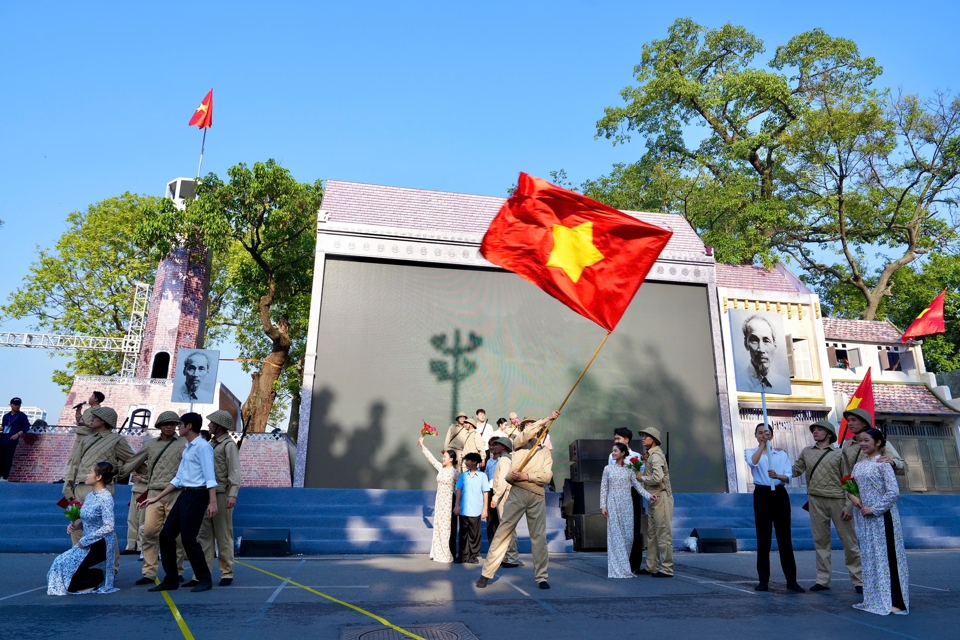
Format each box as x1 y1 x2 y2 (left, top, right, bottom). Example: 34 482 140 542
480 172 673 332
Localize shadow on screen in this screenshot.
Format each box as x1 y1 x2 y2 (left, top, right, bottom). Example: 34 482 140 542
429 328 483 423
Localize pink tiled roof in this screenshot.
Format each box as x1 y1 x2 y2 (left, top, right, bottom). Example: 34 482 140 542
822 317 903 343
321 180 705 255
715 264 799 292
833 382 958 416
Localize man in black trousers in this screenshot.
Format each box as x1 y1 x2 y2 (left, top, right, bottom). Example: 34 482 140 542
140 412 218 592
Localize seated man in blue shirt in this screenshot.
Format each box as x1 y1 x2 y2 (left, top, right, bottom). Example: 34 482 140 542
454 452 490 564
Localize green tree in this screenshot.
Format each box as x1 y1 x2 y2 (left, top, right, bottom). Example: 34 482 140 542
1 194 161 390
139 160 322 433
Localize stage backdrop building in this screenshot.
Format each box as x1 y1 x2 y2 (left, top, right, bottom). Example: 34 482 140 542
296 180 738 492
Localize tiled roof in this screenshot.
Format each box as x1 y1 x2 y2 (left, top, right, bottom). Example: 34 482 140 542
833 382 959 416
715 264 799 293
822 317 903 343
321 180 705 255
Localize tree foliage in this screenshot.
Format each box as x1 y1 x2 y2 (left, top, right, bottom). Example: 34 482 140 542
139 160 322 433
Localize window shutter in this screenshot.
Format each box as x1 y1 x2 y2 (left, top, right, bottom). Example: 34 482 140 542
900 351 917 371
786 333 796 377
827 346 838 367
878 350 890 371
848 348 863 368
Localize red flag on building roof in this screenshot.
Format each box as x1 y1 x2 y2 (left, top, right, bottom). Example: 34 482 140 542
901 290 947 342
188 89 213 129
480 173 673 332
839 368 875 441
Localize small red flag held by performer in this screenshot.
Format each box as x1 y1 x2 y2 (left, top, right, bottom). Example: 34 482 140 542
480 172 673 332
902 290 947 342
188 89 214 129
839 368 875 441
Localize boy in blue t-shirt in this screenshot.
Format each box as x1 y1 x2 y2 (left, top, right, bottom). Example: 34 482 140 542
454 452 490 563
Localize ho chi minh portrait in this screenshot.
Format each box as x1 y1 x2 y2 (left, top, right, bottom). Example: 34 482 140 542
171 348 220 404
729 309 792 396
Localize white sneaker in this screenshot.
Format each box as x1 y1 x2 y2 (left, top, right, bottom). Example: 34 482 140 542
0 478 7 482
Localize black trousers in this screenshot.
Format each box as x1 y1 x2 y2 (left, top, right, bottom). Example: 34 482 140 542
486 490 500 545
753 484 797 584
69 538 106 592
159 488 211 585
629 487 644 573
458 515 481 562
883 511 907 610
0 440 18 479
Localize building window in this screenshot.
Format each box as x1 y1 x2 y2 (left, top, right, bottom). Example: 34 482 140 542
787 336 814 379
130 408 152 431
827 346 861 369
150 352 170 378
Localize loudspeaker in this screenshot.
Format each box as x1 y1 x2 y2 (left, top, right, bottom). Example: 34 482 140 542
570 461 607 482
565 515 607 551
560 480 602 516
239 528 291 557
569 439 611 462
690 528 737 554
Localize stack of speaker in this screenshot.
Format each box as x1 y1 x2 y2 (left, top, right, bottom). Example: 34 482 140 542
562 439 610 551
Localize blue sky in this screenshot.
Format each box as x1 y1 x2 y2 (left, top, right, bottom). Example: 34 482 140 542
1 0 957 421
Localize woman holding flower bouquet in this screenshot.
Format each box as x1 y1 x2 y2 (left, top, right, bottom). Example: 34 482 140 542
847 428 909 616
601 443 655 578
418 433 458 563
47 462 120 595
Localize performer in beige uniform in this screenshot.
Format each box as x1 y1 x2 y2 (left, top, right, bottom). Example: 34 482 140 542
636 427 673 577
477 410 559 590
123 411 188 585
69 392 104 465
444 412 484 472
123 472 149 554
489 436 520 568
188 410 241 587
792 418 863 593
840 408 905 480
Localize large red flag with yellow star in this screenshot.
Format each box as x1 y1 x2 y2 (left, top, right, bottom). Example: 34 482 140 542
480 173 673 332
188 89 213 129
902 290 947 342
839 368 875 441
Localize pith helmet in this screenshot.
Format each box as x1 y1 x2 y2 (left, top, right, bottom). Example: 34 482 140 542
456 411 468 420
206 410 236 431
491 436 514 452
464 418 477 428
91 406 118 429
155 410 181 427
809 419 838 443
519 416 538 427
639 427 662 445
842 407 874 428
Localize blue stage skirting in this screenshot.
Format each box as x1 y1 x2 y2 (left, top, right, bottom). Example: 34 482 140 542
2 483 958 554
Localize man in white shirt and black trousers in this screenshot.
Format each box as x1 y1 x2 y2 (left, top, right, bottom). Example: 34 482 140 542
141 412 219 593
745 422 804 593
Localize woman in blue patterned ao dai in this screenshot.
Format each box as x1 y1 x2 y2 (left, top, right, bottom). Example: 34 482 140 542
601 443 655 578
847 428 909 615
47 462 120 595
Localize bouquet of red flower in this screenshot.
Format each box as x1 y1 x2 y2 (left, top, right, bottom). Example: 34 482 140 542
63 500 83 523
421 422 438 437
840 475 859 498
625 456 643 473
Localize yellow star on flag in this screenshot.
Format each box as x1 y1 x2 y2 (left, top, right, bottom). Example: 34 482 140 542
846 397 862 410
546 222 604 283
196 103 208 113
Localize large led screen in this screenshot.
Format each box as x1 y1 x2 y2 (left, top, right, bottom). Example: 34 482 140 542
305 256 726 492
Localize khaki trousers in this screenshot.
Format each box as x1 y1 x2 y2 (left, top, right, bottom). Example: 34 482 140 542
126 493 146 550
808 495 862 587
198 493 235 579
482 487 548 582
645 491 674 575
70 483 120 574
142 489 187 579
498 501 520 565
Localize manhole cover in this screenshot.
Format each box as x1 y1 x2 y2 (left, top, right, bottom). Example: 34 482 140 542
342 622 478 640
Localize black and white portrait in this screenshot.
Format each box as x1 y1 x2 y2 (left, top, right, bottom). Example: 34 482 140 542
730 309 792 396
171 349 220 404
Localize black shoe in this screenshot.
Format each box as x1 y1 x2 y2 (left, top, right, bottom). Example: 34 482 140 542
652 572 673 578
755 583 769 592
467 558 479 564
501 562 519 568
190 581 213 592
148 582 178 592
219 578 233 586
810 584 830 592
453 558 463 564
120 549 139 556
182 579 200 588
635 569 652 575
538 581 550 590
855 586 863 594
475 577 488 588
786 582 806 593
135 577 155 585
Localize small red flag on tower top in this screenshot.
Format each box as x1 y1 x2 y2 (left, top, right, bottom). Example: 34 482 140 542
901 290 947 342
189 89 213 129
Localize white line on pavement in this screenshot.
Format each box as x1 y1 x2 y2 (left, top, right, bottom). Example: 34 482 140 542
500 578 530 596
832 570 949 592
0 586 45 601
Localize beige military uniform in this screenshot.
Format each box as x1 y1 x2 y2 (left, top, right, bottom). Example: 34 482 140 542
841 438 905 477
482 418 553 582
639 446 673 575
444 424 484 472
68 407 97 467
793 444 862 587
491 452 519 566
125 475 149 551
198 433 241 580
125 435 188 579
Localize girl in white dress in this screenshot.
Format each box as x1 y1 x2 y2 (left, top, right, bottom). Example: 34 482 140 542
418 436 459 563
601 443 655 578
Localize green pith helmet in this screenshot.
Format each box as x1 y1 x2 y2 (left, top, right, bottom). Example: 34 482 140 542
639 427 662 445
842 407 874 429
206 410 236 431
91 406 118 429
809 419 838 443
155 410 181 427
